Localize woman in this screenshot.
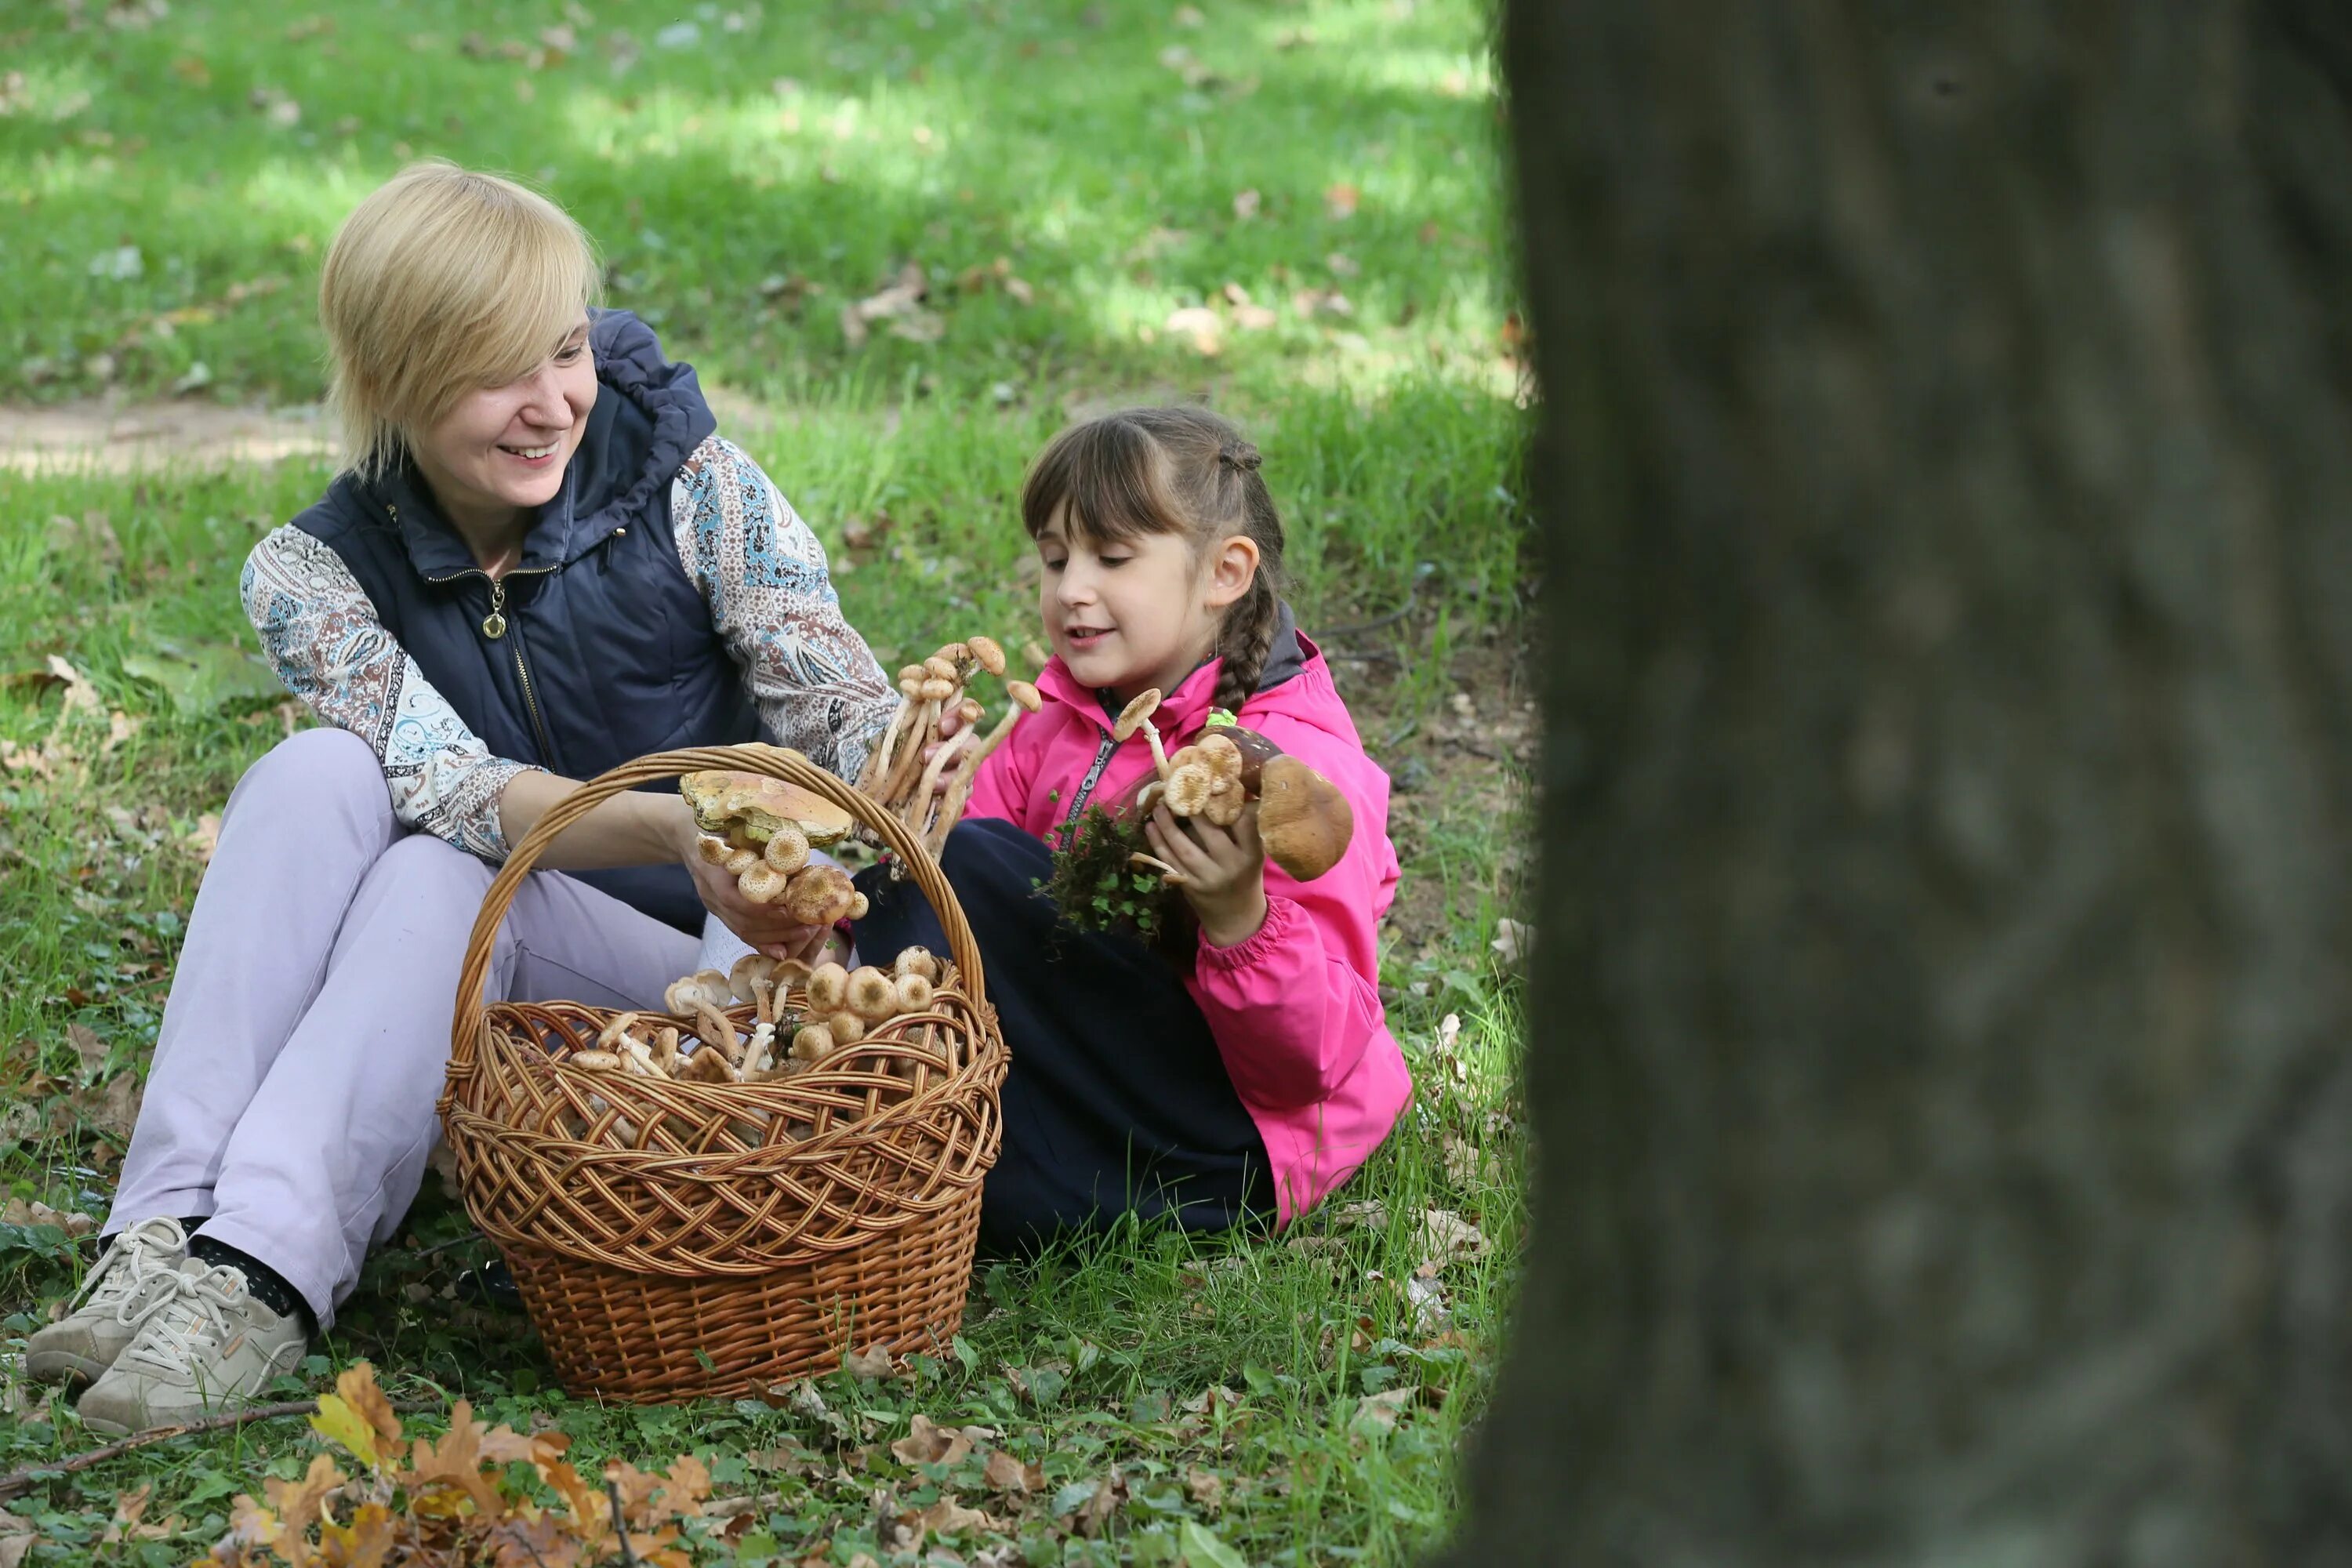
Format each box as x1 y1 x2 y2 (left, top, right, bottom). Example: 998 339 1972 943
23 162 897 1436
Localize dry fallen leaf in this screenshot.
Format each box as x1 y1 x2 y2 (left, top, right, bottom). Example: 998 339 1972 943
1324 182 1360 220
890 1414 975 1468
907 1495 990 1541
1232 187 1261 221
1418 1206 1488 1259
1490 917 1531 965
67 1023 107 1080
1352 1385 1417 1436
0 1512 37 1568
841 1343 897 1380
46 654 100 716
1164 306 1223 355
982 1450 1041 1494
1185 1465 1225 1510
187 811 222 864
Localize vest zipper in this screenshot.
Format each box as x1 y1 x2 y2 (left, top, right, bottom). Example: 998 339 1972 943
391 502 561 766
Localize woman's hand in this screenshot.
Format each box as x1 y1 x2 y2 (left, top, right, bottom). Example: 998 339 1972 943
916 703 970 793
1145 802 1269 949
677 822 831 961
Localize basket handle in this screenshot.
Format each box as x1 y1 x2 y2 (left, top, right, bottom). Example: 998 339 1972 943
448 745 985 1074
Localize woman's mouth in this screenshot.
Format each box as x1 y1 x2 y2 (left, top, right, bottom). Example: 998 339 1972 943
499 440 563 467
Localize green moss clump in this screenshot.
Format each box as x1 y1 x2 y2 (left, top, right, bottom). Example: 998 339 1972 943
1039 803 1190 947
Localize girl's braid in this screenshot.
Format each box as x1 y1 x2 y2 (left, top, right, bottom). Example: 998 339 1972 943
1212 575 1280 715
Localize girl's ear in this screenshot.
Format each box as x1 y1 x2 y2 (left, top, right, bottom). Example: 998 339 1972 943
1202 534 1261 610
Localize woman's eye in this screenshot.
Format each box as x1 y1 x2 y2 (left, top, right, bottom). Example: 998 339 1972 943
556 345 586 363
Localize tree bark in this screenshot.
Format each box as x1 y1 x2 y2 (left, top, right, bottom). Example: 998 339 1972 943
1459 2 2352 1561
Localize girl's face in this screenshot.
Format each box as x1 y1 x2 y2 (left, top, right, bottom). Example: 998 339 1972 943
1036 503 1259 702
410 314 597 543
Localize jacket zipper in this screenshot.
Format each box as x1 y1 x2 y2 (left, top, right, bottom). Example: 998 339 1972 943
392 502 561 766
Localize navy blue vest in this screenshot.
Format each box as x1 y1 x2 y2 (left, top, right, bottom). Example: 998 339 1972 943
290 311 757 931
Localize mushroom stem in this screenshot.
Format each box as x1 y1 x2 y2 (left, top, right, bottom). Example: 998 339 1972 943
878 693 946 809
908 725 976 830
1128 851 1189 886
1141 720 1173 782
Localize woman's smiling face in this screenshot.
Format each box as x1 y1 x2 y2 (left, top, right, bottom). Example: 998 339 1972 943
409 314 597 537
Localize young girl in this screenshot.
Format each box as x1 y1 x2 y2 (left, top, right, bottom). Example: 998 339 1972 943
853 407 1410 1249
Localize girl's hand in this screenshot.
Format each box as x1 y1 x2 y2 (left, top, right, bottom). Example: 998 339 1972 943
1145 802 1269 948
679 830 830 960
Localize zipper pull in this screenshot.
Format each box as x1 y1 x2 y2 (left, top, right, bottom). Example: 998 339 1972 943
482 579 508 641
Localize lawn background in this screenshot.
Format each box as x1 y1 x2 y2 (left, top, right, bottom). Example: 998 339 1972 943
0 2 1531 1563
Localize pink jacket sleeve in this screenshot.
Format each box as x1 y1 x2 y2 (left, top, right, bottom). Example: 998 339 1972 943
1186 846 1391 1112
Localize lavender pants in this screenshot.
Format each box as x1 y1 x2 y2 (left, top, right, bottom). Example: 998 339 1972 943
106 729 697 1326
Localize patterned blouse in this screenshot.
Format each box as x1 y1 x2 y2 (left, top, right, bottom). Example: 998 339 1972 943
240 436 896 861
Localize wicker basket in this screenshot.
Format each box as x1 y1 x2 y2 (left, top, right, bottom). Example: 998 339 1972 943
436 745 1007 1402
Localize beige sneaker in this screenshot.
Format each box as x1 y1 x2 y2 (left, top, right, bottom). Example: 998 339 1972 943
23 1217 191 1388
74 1258 307 1436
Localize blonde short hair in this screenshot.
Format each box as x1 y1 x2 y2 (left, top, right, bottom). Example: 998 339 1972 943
319 161 601 479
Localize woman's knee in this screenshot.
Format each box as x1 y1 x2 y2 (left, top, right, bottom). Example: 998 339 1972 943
229 728 391 835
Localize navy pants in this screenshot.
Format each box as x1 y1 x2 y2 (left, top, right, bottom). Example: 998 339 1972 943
854 818 1274 1254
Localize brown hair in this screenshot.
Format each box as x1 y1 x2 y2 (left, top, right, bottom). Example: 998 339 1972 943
1019 407 1287 713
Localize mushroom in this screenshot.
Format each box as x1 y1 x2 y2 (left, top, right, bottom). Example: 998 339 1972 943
694 1003 742 1067
652 1027 682 1075
782 863 858 927
678 1046 735 1084
805 962 851 1015
680 770 855 848
967 635 1007 677
1163 761 1214 818
695 833 735 866
925 680 1044 855
856 665 931 796
894 972 935 1014
909 725 977 830
568 1049 625 1072
739 860 789 904
775 957 814 992
665 971 729 1014
1152 722 1356 881
597 1012 648 1054
893 946 940 984
762 821 811 874
791 1022 836 1062
1129 851 1188 886
826 1011 867 1047
844 966 898 1022
731 954 783 1022
848 891 869 920
1256 754 1356 881
1113 688 1163 746
724 847 760 877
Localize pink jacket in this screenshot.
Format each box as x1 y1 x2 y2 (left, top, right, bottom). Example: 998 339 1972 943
964 634 1411 1224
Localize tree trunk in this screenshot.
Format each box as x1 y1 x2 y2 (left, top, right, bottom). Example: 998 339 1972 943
1458 2 2352 1561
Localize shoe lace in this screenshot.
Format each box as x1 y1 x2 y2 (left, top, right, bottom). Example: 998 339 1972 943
115 1267 245 1377
67 1223 180 1326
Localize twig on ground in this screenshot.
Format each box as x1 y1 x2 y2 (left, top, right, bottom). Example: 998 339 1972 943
0 1399 438 1500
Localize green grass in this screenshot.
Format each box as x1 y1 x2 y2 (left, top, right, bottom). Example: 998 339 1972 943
0 1 1530 1563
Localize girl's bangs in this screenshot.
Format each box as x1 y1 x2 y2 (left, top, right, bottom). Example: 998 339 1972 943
1022 419 1185 544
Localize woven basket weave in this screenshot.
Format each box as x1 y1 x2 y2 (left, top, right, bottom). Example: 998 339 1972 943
437 745 1006 1402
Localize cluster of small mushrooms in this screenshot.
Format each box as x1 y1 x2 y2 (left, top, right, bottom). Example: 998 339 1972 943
852 634 1043 856
1112 691 1356 883
562 945 953 1087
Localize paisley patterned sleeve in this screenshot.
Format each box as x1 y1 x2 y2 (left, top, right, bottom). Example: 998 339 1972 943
669 436 897 782
240 526 536 860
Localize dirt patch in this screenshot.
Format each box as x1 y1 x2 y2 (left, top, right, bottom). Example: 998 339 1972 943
0 387 793 473
0 397 339 472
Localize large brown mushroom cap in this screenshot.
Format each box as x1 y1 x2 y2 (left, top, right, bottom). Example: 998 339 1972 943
680 771 856 846
1256 754 1354 881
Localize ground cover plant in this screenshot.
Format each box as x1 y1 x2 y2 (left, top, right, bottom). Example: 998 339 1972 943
0 1 1530 1563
